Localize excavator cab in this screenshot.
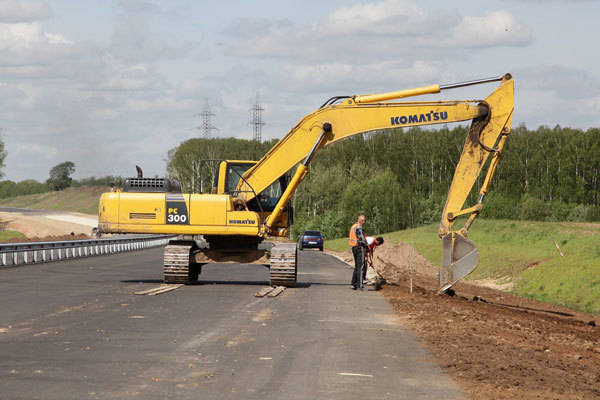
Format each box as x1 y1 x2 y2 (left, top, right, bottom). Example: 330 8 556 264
212 160 256 195
211 159 293 228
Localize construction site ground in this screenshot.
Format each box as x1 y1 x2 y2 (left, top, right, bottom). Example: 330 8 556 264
1 247 463 399
327 243 599 399
2 207 598 398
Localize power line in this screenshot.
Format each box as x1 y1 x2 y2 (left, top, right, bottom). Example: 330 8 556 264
249 92 265 142
196 98 218 138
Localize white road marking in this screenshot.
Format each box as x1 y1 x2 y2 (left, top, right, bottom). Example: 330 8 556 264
338 372 374 377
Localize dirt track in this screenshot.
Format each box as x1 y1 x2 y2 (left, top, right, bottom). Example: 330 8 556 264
330 243 600 399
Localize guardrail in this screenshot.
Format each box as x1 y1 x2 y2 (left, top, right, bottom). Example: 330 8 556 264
0 235 174 267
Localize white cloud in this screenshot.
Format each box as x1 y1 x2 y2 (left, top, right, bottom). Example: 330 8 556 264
323 0 430 35
108 2 188 63
0 22 75 66
587 96 600 113
516 64 600 99
512 64 600 128
225 0 532 62
0 0 51 23
279 60 442 93
449 10 532 48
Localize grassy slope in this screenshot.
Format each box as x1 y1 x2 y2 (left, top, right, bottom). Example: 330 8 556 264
0 186 105 214
0 230 27 241
326 219 600 314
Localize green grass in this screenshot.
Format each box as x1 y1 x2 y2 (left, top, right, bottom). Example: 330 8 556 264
0 230 27 241
325 219 600 314
0 186 105 214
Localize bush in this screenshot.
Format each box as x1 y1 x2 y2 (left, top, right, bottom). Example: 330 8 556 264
566 204 589 222
547 201 571 222
587 205 600 221
519 196 551 220
480 193 516 219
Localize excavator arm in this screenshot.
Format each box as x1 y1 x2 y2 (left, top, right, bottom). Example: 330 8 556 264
241 73 514 290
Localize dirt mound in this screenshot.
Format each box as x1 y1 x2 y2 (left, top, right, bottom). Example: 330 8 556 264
371 241 437 283
372 242 600 399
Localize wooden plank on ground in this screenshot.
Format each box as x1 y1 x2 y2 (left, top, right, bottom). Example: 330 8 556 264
267 286 286 297
254 287 275 297
134 284 182 296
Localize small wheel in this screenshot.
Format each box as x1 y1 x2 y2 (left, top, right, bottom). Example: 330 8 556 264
319 247 323 251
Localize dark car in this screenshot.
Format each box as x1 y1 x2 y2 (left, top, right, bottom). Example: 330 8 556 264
299 230 324 251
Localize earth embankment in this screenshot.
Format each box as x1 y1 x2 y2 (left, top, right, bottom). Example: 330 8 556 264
328 243 599 399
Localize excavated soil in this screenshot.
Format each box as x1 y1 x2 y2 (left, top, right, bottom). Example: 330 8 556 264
330 243 600 399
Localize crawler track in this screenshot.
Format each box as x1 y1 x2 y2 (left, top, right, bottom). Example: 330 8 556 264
163 243 198 283
269 243 297 287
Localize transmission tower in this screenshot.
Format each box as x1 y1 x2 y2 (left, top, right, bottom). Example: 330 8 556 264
197 98 218 138
249 92 265 142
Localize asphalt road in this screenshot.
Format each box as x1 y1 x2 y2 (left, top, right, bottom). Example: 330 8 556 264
0 247 463 399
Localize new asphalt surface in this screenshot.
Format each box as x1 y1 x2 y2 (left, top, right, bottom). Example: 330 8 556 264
0 246 463 399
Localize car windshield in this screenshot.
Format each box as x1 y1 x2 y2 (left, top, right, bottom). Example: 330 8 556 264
304 231 321 237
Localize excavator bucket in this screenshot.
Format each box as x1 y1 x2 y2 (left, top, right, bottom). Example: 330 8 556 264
438 232 479 293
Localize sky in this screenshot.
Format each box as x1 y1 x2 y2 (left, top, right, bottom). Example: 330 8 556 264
1 0 599 182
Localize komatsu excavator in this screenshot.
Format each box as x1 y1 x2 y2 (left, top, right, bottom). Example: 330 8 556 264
98 73 514 291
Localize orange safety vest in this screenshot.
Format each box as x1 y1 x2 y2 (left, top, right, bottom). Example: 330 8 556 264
348 223 360 246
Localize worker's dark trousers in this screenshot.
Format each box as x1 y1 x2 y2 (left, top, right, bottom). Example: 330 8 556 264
351 246 365 288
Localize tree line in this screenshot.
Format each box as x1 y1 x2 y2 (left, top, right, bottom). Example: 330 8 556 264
4 124 597 240
0 160 123 199
166 125 600 239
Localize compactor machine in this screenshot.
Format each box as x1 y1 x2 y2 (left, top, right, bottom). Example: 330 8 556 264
98 73 514 291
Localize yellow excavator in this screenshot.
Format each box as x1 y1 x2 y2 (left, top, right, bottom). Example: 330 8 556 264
98 73 514 291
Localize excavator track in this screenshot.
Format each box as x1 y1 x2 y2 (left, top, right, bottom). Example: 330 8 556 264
163 243 198 284
269 243 297 287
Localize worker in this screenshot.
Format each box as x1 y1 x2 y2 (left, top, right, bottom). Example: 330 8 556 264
364 236 384 283
349 214 368 289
